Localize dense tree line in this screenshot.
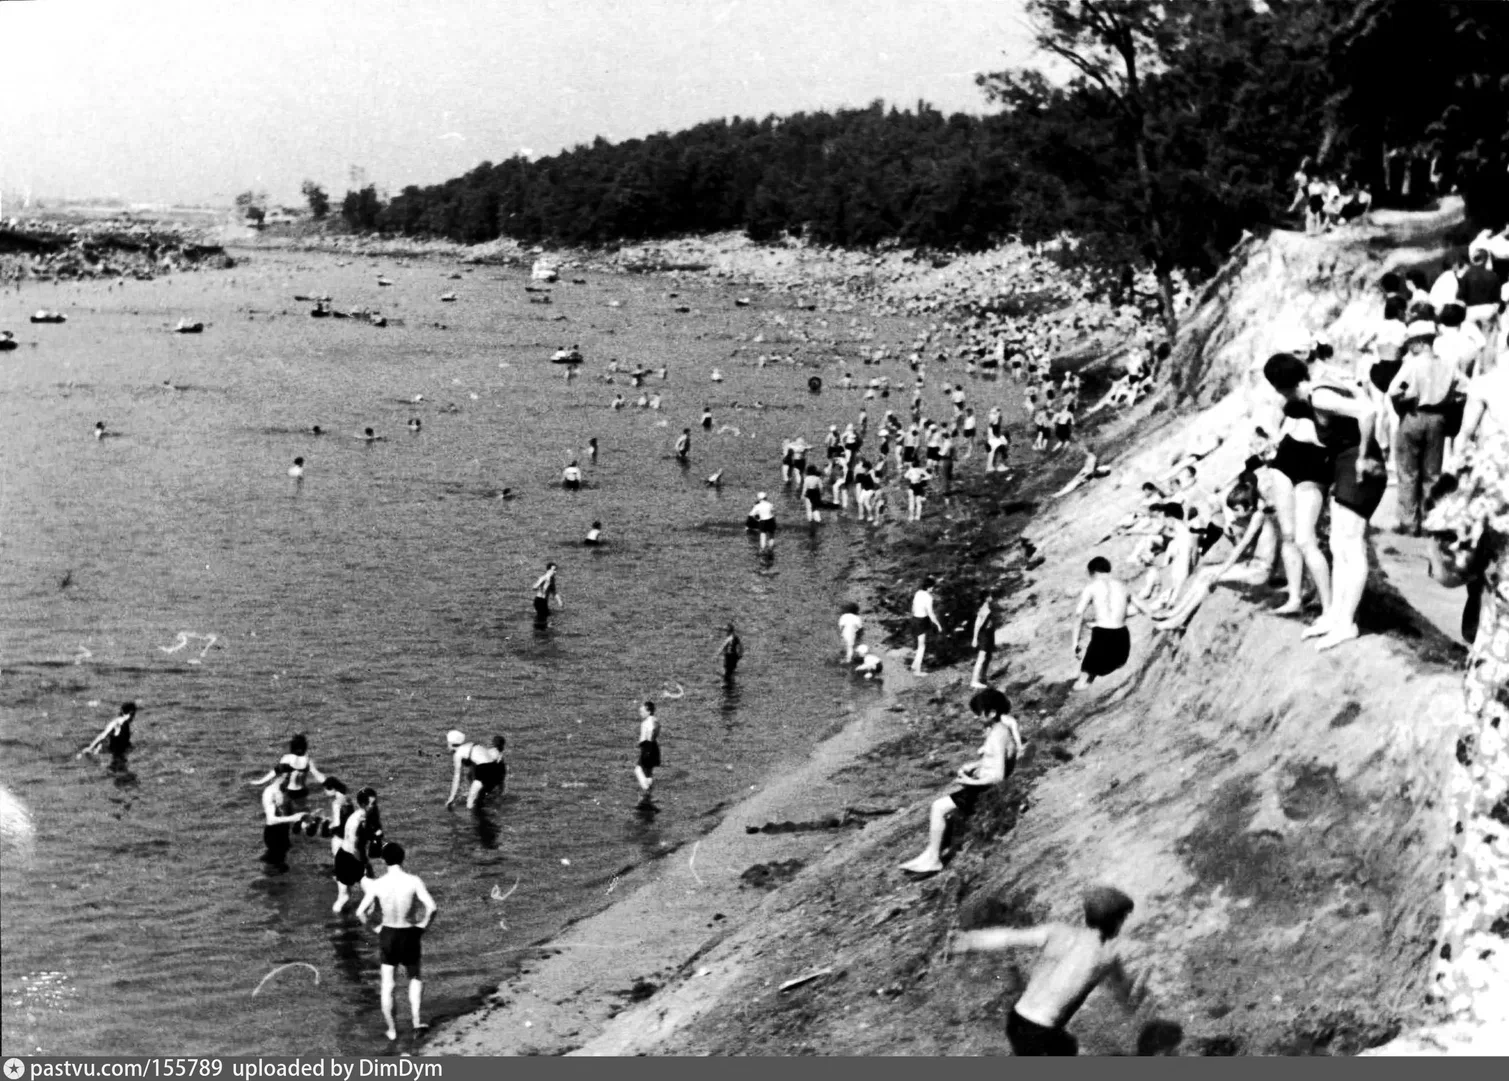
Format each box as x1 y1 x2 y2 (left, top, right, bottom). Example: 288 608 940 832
340 0 1507 282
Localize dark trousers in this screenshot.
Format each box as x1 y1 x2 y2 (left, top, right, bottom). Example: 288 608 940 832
1395 410 1447 532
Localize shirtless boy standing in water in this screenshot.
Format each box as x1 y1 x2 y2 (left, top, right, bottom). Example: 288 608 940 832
1071 557 1152 688
950 886 1145 1055
357 842 437 1042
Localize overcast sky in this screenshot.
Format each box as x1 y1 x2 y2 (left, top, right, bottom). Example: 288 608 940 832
1 0 1035 206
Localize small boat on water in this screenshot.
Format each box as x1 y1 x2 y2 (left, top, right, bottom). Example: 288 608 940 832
0 331 17 352
550 347 584 365
530 259 559 283
173 320 205 334
377 276 394 287
30 310 66 324
440 292 457 302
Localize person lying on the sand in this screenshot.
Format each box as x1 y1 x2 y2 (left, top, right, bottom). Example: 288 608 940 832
1053 447 1112 498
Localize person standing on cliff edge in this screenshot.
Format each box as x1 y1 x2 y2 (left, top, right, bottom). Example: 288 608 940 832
949 886 1147 1055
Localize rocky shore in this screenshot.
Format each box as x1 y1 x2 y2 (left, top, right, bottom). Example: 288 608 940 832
0 216 235 284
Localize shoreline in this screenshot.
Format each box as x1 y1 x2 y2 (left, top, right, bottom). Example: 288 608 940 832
425 397 1109 1055
425 661 923 1055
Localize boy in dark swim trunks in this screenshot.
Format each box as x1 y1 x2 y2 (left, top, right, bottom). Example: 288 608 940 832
1072 558 1152 688
634 701 661 800
357 842 437 1042
950 886 1145 1055
260 763 309 871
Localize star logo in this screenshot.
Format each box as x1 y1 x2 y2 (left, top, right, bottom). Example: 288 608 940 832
3 1058 26 1081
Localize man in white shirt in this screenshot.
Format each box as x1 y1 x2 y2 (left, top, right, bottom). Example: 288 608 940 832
1428 256 1466 314
1388 321 1463 534
1433 304 1487 376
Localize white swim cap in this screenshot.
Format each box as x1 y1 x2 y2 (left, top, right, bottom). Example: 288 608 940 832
446 730 466 747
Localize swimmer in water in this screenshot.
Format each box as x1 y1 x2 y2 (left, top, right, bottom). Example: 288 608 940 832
248 733 326 803
93 421 106 441
705 470 723 488
356 841 438 1042
288 457 305 489
701 407 713 431
710 368 724 382
611 394 626 411
261 762 310 870
80 701 137 758
749 491 776 551
363 427 384 444
634 701 661 801
407 417 421 432
585 520 602 545
587 437 598 463
444 731 508 810
562 460 583 491
717 623 743 679
500 487 514 500
533 562 561 622
311 425 324 436
330 779 373 913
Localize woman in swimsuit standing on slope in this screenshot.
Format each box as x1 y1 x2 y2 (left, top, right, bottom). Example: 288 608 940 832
1263 345 1335 623
1263 352 1385 650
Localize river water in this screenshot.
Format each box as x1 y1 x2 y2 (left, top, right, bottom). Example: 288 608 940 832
0 251 918 1054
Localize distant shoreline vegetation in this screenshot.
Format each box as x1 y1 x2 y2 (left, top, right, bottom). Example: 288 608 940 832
332 0 1507 286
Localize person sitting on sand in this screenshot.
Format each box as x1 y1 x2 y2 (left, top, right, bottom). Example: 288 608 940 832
612 394 626 410
1072 557 1153 689
900 687 1022 874
948 886 1146 1055
562 461 583 491
853 644 883 679
445 730 507 810
585 520 603 546
1053 447 1111 498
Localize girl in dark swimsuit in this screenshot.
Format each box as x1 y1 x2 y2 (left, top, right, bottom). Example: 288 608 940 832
1266 355 1335 620
1264 353 1384 651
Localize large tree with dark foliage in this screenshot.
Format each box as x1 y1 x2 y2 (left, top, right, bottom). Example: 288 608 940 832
337 0 1507 281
